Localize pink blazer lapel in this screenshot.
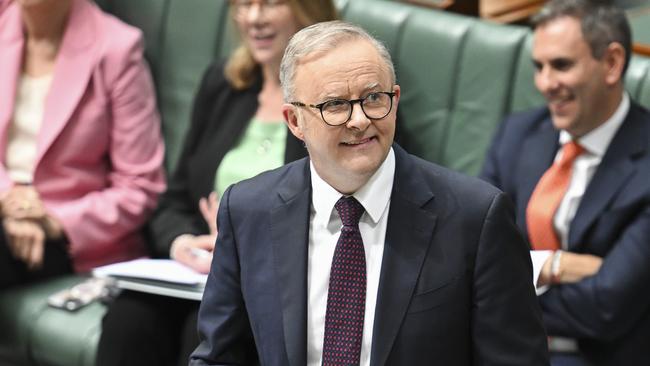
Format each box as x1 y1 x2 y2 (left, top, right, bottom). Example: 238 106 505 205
36 0 97 165
0 2 24 166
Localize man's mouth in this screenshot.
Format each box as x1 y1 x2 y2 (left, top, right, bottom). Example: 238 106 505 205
548 95 574 114
342 137 374 146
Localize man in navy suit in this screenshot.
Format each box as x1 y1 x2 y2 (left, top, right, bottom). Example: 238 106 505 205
191 21 548 366
481 1 650 365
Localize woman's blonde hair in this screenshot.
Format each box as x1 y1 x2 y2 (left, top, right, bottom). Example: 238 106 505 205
224 0 338 90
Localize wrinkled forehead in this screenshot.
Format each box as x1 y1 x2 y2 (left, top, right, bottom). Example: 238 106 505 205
293 39 393 100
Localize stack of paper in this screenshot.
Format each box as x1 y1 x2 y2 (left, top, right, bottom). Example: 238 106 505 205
93 259 208 301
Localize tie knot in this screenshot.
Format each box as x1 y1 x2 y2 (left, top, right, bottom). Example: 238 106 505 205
562 140 585 163
335 196 364 227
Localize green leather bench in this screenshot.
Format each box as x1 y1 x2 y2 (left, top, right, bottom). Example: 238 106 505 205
1 0 649 365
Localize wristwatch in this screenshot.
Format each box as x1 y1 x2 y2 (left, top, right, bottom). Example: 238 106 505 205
551 250 563 284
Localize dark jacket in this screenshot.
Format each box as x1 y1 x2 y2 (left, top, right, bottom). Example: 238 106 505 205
191 144 549 366
481 102 650 366
151 62 306 255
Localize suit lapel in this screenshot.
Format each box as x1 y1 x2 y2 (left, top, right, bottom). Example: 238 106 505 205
270 160 311 366
0 3 25 166
515 118 559 238
569 105 646 248
36 0 96 166
370 146 437 366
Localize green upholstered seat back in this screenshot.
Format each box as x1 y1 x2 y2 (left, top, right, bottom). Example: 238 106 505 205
341 0 650 175
96 0 234 170
96 0 650 175
3 2 650 366
154 0 233 169
94 0 167 80
626 56 650 107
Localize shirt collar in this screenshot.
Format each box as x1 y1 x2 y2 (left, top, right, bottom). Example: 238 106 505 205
559 92 629 157
310 148 395 227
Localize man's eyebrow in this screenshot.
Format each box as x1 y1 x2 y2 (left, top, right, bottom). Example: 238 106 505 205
364 81 380 90
316 81 383 101
318 92 344 101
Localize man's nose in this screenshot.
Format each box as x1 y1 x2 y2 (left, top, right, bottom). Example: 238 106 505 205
346 102 371 130
535 66 559 95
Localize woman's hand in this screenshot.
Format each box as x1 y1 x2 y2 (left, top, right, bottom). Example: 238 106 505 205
169 193 219 274
170 234 216 274
3 218 46 269
2 185 46 220
1 185 64 239
199 192 219 236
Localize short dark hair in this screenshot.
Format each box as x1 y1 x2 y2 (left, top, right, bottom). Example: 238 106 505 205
531 0 632 75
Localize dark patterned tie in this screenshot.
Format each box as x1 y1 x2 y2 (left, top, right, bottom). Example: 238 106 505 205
322 196 366 366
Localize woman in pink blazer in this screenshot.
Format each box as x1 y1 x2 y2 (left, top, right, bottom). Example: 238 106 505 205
0 0 165 288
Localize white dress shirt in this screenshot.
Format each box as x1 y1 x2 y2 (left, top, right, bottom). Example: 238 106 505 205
307 148 395 366
531 93 630 287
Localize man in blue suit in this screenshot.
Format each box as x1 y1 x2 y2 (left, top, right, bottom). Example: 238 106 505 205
191 21 549 366
481 1 650 365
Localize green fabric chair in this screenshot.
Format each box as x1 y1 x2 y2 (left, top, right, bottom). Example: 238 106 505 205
2 0 650 365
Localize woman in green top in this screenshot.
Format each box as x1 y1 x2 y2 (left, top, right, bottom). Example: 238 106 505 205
97 1 337 365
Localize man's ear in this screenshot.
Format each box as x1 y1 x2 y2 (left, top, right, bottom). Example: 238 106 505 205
392 84 401 107
603 42 626 86
283 103 304 141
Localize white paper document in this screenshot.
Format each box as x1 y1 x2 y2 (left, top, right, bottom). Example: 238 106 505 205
93 259 208 301
94 258 208 285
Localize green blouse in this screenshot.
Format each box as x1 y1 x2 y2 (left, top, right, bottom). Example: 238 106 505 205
214 118 287 197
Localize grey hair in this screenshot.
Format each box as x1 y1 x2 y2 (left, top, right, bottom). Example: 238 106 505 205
532 0 632 75
280 20 396 101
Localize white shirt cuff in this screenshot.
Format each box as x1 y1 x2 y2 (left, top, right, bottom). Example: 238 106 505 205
530 250 553 295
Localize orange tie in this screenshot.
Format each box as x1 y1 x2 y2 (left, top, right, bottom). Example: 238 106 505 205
526 141 584 250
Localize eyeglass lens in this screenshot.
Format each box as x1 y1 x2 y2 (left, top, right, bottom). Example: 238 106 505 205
321 92 393 126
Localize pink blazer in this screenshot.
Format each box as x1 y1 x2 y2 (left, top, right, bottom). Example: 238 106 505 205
0 0 166 272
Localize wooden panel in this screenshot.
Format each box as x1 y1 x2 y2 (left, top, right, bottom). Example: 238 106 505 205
480 0 546 23
627 4 650 57
401 0 479 15
634 43 650 57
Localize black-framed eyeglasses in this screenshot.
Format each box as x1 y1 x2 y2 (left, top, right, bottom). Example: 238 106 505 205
290 91 396 126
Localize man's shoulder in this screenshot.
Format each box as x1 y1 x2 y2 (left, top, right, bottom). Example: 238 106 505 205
627 101 650 129
499 106 552 137
483 106 554 170
396 146 502 204
224 158 310 204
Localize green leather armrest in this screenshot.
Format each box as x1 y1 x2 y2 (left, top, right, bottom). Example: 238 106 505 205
0 276 106 366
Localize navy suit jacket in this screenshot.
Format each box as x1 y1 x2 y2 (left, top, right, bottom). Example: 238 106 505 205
481 103 650 365
191 144 549 366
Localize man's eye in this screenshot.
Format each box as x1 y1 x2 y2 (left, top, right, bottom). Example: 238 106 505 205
365 93 381 103
551 60 573 71
323 100 349 112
